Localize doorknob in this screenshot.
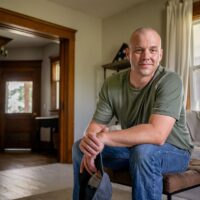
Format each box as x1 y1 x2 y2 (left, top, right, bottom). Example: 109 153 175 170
32 112 37 117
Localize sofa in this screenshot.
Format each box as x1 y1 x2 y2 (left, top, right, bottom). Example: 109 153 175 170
104 111 200 200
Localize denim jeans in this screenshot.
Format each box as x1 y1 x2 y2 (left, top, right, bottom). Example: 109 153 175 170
72 140 190 200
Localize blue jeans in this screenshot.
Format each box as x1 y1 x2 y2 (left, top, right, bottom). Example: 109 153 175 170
72 140 190 200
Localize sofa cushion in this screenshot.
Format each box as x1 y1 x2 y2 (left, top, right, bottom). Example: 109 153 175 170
186 111 200 146
163 170 200 193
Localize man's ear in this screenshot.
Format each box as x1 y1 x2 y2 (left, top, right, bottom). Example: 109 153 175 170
125 47 130 60
159 49 163 61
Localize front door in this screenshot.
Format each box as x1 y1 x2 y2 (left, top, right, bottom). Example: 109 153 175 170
0 61 41 149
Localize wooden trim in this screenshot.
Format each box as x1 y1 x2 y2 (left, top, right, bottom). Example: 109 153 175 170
0 7 75 163
193 1 200 20
0 8 76 40
59 39 74 163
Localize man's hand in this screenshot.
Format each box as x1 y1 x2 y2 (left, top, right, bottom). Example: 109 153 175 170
80 155 97 175
79 121 108 175
79 133 104 157
79 132 105 175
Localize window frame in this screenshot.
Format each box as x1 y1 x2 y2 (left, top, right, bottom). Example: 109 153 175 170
187 2 200 109
193 1 200 20
50 56 60 113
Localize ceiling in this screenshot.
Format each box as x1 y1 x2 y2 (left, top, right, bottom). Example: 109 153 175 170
48 0 148 19
0 28 58 49
0 0 147 49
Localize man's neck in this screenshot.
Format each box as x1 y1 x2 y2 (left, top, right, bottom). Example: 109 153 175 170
129 70 155 89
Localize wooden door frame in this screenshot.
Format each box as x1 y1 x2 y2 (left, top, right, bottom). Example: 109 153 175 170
0 8 76 163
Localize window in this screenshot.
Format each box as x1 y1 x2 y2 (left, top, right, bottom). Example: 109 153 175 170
5 81 33 113
50 57 60 111
190 21 200 110
190 3 200 110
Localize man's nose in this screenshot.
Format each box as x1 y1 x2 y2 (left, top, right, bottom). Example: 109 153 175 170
141 49 150 59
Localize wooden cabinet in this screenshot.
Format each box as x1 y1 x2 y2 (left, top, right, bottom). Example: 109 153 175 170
102 60 130 79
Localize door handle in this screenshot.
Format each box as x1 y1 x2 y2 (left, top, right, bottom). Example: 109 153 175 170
32 112 37 117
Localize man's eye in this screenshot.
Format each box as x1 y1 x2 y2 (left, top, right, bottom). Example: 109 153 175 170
150 49 158 53
134 49 143 54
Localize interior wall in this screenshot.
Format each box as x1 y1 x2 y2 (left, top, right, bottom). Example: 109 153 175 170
102 0 167 64
0 0 168 142
0 47 43 61
0 0 102 141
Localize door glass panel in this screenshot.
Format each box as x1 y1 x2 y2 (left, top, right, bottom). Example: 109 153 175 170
5 81 33 113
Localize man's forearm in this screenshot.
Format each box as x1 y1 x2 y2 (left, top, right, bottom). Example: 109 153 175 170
98 124 163 147
84 120 108 136
98 114 175 147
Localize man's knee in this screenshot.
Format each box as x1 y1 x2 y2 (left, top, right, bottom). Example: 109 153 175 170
72 139 83 164
129 144 160 167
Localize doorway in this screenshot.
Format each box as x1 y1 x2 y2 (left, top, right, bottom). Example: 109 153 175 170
0 60 41 149
0 8 76 163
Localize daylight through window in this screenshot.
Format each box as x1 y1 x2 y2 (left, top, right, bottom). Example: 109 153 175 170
190 20 200 111
5 81 33 113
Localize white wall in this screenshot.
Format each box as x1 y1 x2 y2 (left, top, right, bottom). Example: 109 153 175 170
102 0 167 64
0 0 102 141
0 47 43 61
0 0 168 142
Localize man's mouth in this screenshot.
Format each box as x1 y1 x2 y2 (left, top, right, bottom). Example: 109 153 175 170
139 63 152 67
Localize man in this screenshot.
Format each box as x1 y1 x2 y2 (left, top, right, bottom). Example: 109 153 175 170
72 27 193 200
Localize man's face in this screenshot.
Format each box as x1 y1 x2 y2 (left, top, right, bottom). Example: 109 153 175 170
127 30 163 78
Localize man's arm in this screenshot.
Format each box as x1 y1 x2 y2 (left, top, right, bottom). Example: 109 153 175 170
79 120 108 157
97 114 175 147
79 120 108 175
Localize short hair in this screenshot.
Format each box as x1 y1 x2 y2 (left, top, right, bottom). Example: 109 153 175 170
130 27 162 47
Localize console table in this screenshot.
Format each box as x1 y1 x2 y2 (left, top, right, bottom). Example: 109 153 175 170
34 116 59 153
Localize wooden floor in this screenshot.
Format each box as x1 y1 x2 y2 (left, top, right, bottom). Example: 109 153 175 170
0 150 58 171
0 163 73 200
0 151 199 200
0 150 63 200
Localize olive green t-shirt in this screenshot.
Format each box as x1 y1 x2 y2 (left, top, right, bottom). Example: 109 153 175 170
93 66 193 153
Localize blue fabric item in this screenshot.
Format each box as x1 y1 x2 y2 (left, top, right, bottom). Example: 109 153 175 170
78 153 112 200
91 172 112 200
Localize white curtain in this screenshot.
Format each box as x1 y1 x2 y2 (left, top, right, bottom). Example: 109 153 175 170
166 0 193 107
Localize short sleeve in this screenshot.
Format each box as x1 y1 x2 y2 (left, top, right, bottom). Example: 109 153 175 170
153 73 183 120
92 79 114 124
